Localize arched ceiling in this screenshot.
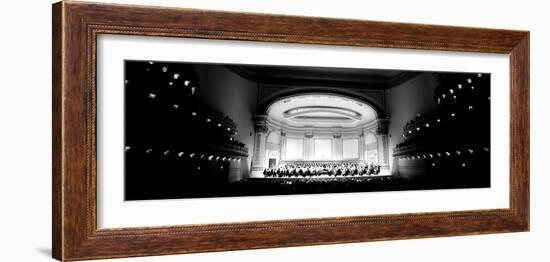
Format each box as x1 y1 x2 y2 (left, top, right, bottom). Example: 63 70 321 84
267 94 377 129
227 65 419 89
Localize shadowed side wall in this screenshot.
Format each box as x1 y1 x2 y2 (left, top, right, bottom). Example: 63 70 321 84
386 73 438 176
193 65 258 180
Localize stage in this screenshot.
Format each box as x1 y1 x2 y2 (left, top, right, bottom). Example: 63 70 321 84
250 173 392 181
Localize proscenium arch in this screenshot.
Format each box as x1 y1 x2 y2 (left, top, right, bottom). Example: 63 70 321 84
257 87 387 118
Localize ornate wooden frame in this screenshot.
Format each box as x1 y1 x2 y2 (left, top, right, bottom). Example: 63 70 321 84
52 1 530 261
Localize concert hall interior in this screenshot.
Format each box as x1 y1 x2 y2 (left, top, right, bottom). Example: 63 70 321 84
124 60 491 200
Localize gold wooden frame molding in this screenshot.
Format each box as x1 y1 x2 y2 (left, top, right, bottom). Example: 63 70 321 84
52 1 530 261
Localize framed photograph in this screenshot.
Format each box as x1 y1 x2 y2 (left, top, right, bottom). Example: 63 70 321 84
52 1 529 261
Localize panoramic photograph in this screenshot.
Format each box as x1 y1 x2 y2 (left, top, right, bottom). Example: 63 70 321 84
123 60 491 200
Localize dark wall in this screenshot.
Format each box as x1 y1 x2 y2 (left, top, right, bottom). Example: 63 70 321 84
193 65 258 178
386 73 438 174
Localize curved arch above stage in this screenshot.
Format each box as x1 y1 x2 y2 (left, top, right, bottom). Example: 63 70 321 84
257 86 387 119
267 93 378 130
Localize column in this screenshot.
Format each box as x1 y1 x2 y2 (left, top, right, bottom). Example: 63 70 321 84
332 133 343 161
376 135 389 165
358 132 365 163
279 130 287 162
375 119 390 175
304 132 314 160
250 115 269 178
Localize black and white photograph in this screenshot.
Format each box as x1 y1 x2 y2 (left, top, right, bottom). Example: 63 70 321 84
2 0 544 261
124 61 491 200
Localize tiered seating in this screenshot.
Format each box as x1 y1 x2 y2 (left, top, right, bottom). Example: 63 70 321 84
124 61 248 200
393 73 491 185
